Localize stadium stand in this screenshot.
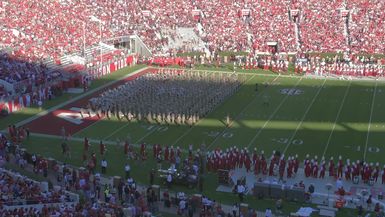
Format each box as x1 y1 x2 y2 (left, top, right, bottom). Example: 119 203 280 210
2 0 385 115
2 0 385 61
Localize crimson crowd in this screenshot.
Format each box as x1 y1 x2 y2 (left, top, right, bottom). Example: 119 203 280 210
2 0 385 61
0 168 75 207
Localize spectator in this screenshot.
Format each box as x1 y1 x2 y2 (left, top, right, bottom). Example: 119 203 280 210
125 163 130 179
101 158 107 174
265 208 272 217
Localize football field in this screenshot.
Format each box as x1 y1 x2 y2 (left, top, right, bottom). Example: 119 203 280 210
39 69 385 164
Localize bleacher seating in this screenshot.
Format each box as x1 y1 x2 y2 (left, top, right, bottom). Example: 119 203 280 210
1 0 385 62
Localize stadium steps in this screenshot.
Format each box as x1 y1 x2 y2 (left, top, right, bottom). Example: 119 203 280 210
163 27 208 55
44 42 117 78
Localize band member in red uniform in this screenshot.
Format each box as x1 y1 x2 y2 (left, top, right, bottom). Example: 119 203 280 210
157 144 162 159
287 157 293 178
84 137 89 152
140 143 146 157
261 151 267 175
312 162 319 178
239 150 245 168
344 160 351 181
124 141 129 156
373 163 380 182
319 160 326 179
164 146 169 161
279 155 286 179
304 160 312 177
176 146 182 158
91 152 97 167
255 152 261 175
268 154 275 176
170 146 175 163
252 148 258 165
294 155 299 175
245 155 251 172
337 156 344 178
303 154 310 169
329 157 335 177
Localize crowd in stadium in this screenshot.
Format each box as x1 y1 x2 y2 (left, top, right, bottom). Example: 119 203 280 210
1 0 385 215
0 169 74 206
1 0 385 60
1 132 241 217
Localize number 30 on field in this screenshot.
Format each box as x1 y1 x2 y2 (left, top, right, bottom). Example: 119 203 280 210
356 146 380 153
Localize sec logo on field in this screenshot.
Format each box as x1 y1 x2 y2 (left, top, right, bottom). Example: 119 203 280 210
279 88 304 96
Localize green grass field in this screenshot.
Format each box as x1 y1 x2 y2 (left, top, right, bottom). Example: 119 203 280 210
56 73 385 164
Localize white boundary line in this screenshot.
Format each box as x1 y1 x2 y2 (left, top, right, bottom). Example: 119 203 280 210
321 81 352 158
12 66 149 129
282 79 327 154
206 75 281 150
363 82 378 160
246 77 303 149
171 74 258 147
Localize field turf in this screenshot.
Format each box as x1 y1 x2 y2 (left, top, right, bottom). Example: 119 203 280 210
57 72 385 164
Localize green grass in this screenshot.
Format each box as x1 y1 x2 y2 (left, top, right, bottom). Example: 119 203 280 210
69 75 385 163
0 64 146 131
13 66 385 216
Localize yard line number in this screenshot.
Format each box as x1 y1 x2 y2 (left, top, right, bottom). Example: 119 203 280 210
356 146 380 153
143 125 169 132
272 138 303 145
204 131 234 139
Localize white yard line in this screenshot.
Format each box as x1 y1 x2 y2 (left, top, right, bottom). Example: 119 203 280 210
102 121 132 141
134 127 158 144
321 81 351 158
363 82 378 160
12 66 149 129
73 116 108 137
282 79 327 154
205 75 280 150
171 74 259 147
246 77 303 149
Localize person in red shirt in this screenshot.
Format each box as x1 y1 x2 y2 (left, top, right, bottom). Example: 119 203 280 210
124 141 129 156
164 146 169 161
319 160 326 179
84 137 89 152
